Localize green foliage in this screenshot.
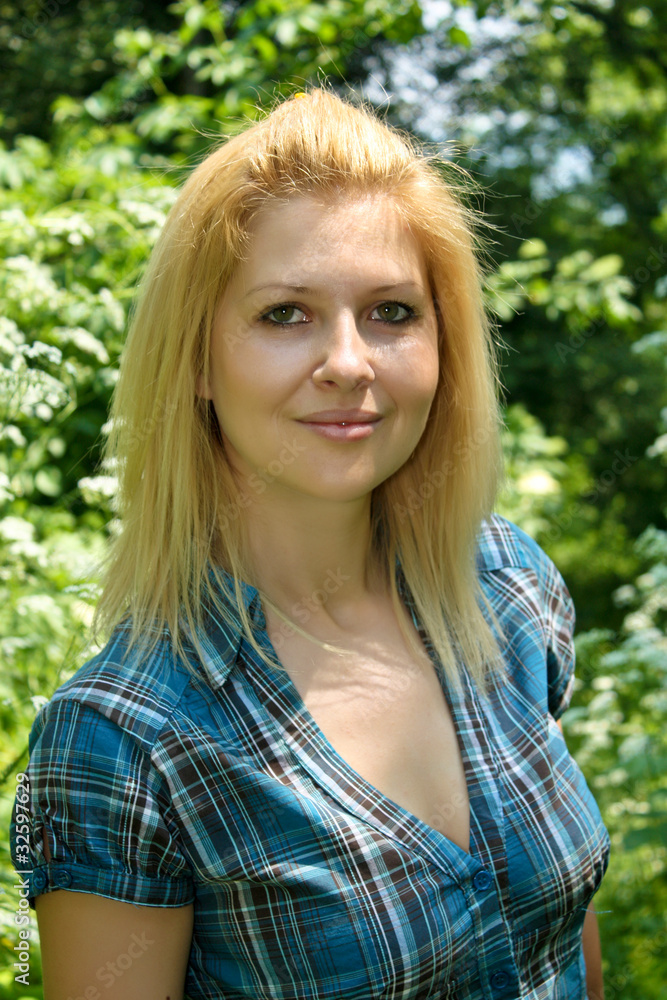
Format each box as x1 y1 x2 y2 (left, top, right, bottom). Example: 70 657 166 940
486 236 663 629
2 0 424 157
0 0 665 996
565 526 667 1000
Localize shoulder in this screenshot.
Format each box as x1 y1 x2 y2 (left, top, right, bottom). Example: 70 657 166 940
475 513 575 647
475 513 572 612
475 515 577 715
35 623 194 756
476 513 555 578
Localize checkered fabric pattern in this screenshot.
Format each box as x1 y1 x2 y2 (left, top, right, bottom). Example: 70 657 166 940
10 515 610 999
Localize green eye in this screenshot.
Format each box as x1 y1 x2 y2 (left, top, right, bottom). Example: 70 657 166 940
372 302 413 323
263 305 305 325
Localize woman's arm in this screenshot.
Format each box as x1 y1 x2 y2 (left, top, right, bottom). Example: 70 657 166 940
582 904 605 1000
35 890 194 1000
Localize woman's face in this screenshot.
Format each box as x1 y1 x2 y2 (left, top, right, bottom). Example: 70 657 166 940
197 193 440 505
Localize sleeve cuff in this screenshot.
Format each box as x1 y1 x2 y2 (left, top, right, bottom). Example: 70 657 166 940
22 861 195 910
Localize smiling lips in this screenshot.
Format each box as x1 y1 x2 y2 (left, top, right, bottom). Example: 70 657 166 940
296 410 382 441
297 409 382 425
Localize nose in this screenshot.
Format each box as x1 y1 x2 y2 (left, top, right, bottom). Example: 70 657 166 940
312 310 375 389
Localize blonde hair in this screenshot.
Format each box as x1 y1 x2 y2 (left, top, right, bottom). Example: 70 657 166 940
92 86 505 691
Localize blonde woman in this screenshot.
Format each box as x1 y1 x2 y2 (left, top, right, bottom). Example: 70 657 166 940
11 89 609 1000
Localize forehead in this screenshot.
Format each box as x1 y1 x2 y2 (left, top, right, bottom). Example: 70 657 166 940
239 193 428 275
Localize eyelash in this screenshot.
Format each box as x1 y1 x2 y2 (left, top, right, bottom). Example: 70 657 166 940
258 300 418 327
258 303 308 327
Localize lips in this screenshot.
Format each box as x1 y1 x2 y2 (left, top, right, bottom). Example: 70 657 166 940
298 419 380 441
297 409 382 424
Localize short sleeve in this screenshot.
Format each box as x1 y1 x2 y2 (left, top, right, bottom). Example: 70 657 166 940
542 556 577 721
9 697 195 910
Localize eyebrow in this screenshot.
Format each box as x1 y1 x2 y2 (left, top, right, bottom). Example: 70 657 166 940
241 281 426 301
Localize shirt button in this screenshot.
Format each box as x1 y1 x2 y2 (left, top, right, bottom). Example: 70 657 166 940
54 869 72 888
490 971 510 990
473 869 492 891
32 869 47 892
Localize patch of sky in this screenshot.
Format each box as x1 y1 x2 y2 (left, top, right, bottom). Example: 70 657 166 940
598 204 629 226
531 146 594 199
363 0 531 145
364 0 596 198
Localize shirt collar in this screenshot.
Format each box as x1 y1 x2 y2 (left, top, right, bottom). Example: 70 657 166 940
190 565 264 691
192 558 412 692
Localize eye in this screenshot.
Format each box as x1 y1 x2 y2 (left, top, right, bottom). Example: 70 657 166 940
370 301 415 324
260 304 308 326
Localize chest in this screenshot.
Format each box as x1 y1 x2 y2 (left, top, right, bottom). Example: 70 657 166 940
264 609 471 854
175 566 610 999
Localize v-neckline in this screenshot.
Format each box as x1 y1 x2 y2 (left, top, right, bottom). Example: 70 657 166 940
242 594 485 877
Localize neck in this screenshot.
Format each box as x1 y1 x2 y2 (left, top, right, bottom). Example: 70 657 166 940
240 490 387 626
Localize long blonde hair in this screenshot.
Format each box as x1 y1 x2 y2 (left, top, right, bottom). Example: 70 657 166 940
92 87 505 691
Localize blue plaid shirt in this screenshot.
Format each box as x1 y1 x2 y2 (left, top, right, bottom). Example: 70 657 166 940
11 516 610 999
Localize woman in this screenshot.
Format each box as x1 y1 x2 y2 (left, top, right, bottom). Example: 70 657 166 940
11 88 609 999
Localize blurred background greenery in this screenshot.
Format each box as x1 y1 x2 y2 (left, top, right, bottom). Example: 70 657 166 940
0 0 665 996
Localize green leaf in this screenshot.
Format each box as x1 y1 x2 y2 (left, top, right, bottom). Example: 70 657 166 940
579 254 623 282
274 17 299 46
34 467 63 497
518 238 548 259
447 25 471 48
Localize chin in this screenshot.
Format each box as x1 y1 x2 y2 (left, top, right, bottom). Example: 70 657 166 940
280 477 378 503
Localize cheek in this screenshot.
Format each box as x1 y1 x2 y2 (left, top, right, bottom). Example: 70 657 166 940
404 341 440 406
210 341 256 400
205 353 249 434
426 337 441 398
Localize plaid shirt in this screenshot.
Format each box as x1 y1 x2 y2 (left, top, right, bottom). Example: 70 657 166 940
11 515 610 999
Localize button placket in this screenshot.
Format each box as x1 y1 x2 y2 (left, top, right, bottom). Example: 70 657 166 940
245 629 478 884
464 867 518 999
490 970 510 990
472 869 492 892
